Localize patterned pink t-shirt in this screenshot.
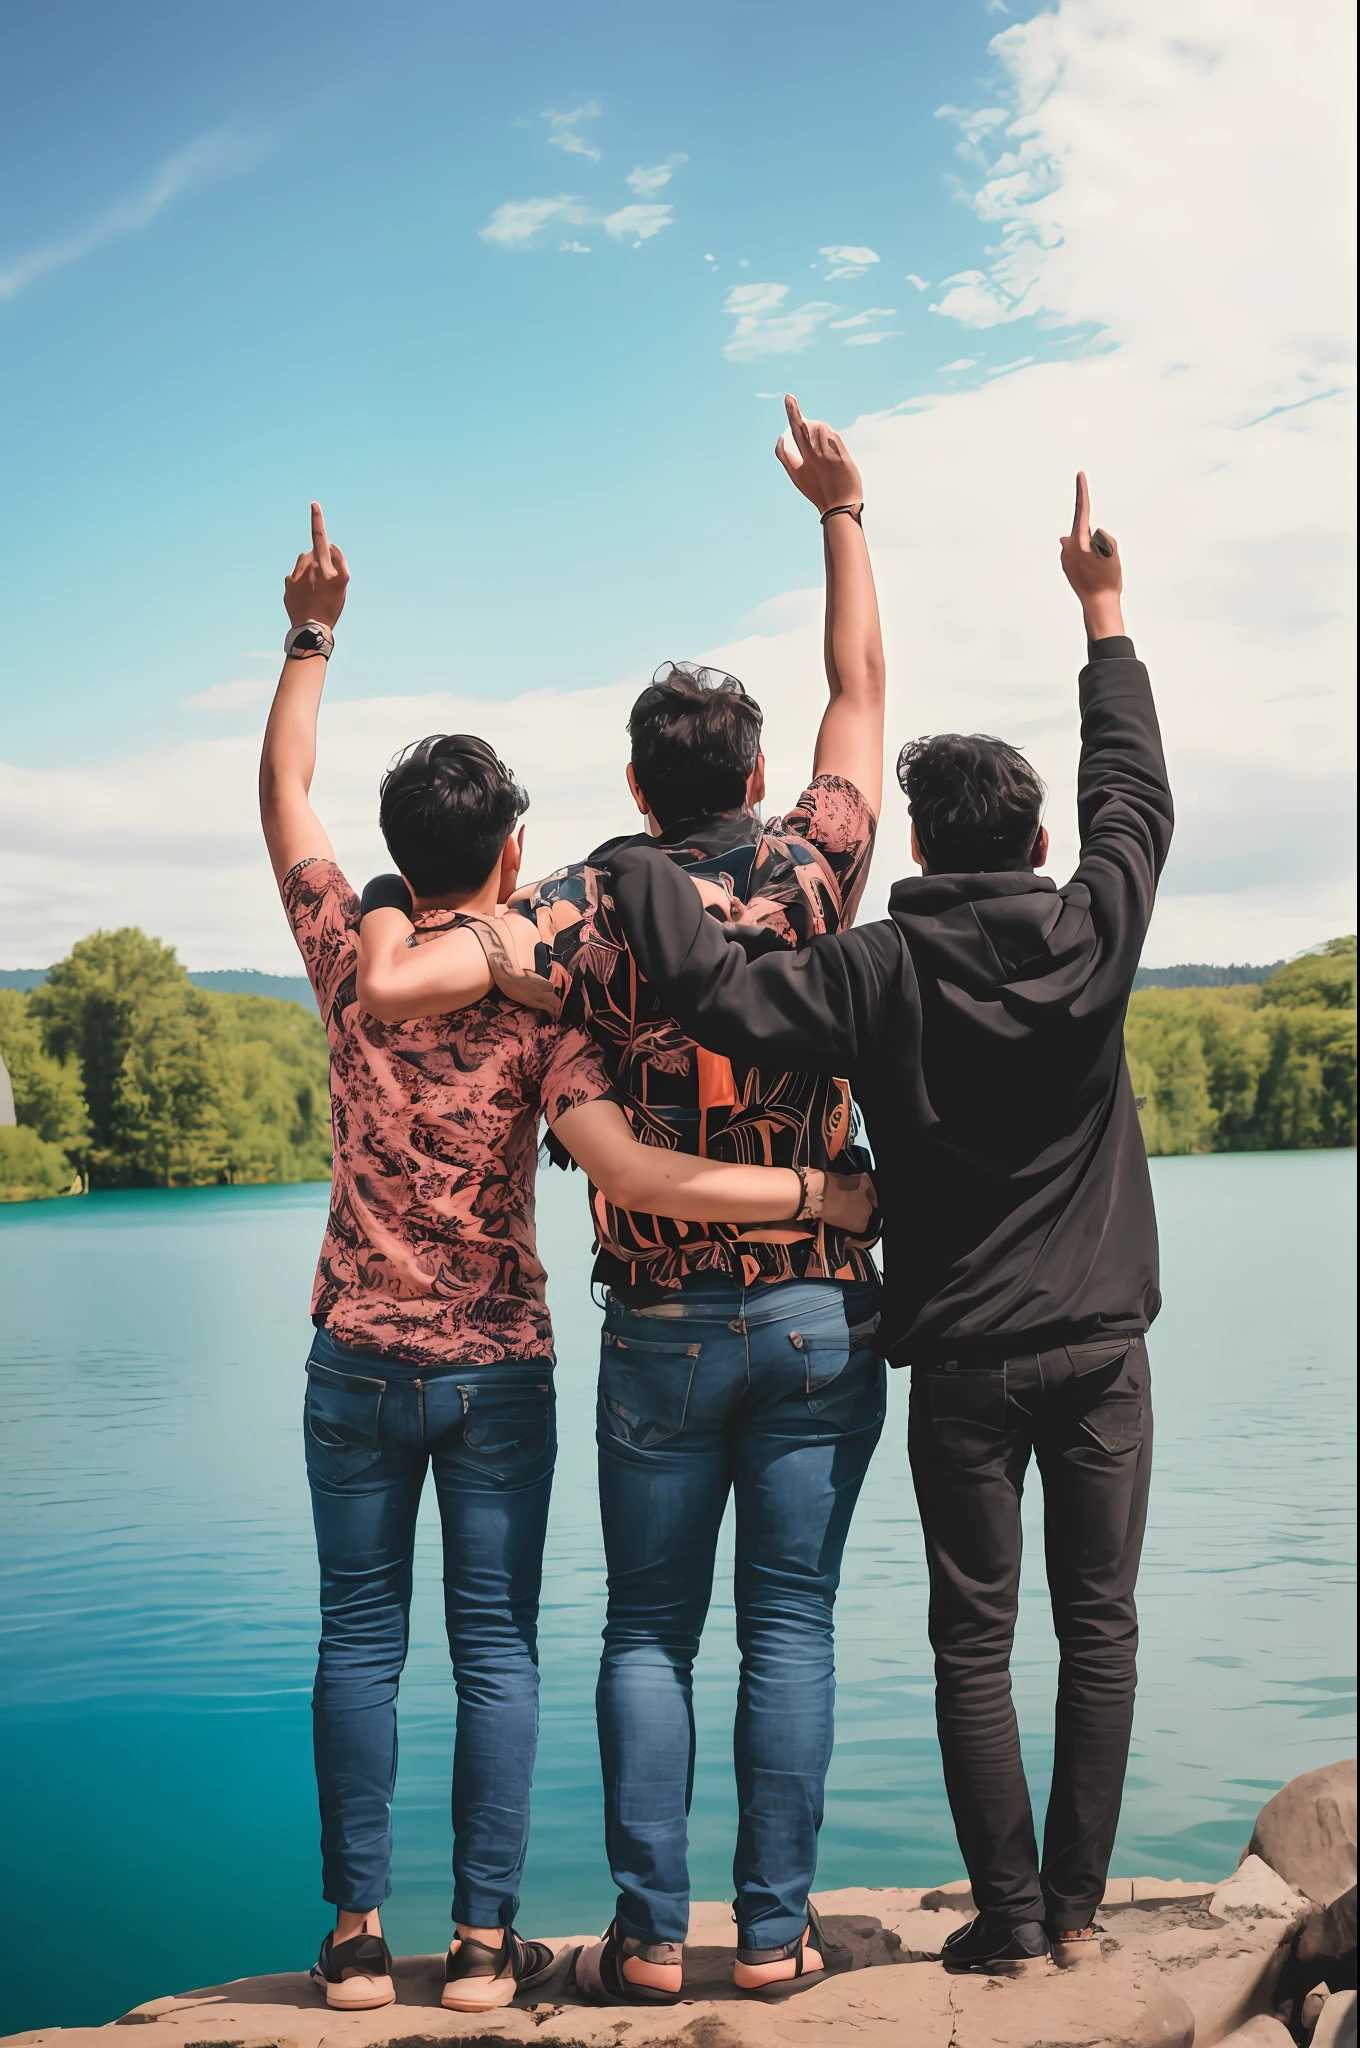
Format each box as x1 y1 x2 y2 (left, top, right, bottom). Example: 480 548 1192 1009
281 857 612 1365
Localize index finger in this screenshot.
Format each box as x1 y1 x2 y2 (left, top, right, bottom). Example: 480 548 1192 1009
310 501 333 575
785 394 813 450
1071 472 1091 548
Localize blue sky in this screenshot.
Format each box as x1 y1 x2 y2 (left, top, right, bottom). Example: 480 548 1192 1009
1 0 1353 970
0 0 1054 764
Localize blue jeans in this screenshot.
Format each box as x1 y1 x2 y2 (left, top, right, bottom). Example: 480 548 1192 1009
595 1277 885 1950
304 1326 556 1925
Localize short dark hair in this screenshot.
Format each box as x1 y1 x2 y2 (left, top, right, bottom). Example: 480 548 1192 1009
378 734 528 897
896 733 1046 872
628 662 764 828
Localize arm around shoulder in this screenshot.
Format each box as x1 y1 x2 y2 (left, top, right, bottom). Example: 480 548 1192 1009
605 842 895 1076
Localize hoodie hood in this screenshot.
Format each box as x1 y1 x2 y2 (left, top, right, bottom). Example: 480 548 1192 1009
888 869 1108 1030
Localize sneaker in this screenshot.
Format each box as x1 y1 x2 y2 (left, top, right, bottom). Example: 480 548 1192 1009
569 1920 684 2005
1049 1921 1103 1967
310 1929 396 2011
940 1912 1052 1976
733 1903 851 1996
442 1927 559 2012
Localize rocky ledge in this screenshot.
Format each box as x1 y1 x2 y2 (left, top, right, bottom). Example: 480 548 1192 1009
5 1762 1354 2048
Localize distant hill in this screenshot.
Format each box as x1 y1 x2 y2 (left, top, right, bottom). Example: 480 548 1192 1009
1131 960 1285 991
180 968 317 1008
4 960 1289 1003
1 965 316 1009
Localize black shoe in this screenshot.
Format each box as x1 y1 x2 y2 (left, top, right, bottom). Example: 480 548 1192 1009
940 1912 1051 1975
442 1927 559 2012
310 1929 397 2010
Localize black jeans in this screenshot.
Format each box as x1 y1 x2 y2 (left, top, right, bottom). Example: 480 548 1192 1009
907 1336 1153 1929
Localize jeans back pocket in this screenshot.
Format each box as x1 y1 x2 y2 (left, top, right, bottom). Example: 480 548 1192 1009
304 1359 385 1483
919 1367 1009 1465
455 1373 556 1483
599 1328 701 1449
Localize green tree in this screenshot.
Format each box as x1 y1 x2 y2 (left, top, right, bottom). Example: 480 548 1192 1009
1260 935 1357 1011
0 988 89 1152
211 993 332 1183
1127 935 1356 1155
0 1125 77 1203
23 928 332 1189
31 930 187 1171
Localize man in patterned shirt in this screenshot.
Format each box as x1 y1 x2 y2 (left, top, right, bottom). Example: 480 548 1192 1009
356 397 889 2004
259 506 873 2019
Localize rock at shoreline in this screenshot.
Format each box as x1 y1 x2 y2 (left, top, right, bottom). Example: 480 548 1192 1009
9 1764 1359 2048
1248 1760 1357 1906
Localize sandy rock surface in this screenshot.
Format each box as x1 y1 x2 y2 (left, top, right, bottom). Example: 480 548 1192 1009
1 1882 1270 2048
7 1842 1342 2048
1248 1760 1358 1907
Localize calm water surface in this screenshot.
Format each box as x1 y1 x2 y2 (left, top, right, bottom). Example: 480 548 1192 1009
1 1151 1355 2032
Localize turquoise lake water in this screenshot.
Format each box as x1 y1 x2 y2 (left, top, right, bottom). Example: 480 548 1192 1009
1 1150 1355 2034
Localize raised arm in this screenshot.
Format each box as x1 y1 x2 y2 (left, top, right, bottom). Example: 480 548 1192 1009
258 504 350 883
1059 474 1174 987
604 843 902 1077
777 396 885 814
550 1096 874 1232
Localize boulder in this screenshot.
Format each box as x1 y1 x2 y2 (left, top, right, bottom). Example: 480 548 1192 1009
1249 1761 1358 1906
1298 1883 1359 1979
1212 1856 1312 1925
1216 2020 1295 2045
1312 1987 1359 2048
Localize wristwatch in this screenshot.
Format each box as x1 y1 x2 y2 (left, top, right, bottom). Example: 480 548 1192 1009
793 1167 827 1223
284 620 335 661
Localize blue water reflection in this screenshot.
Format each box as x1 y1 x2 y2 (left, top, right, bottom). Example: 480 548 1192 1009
0 1151 1354 2032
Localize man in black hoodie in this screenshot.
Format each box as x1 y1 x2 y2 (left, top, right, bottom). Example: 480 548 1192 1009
604 475 1174 1977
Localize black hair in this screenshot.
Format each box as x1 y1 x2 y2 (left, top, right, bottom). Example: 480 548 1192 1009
378 734 528 897
628 662 764 828
896 732 1046 872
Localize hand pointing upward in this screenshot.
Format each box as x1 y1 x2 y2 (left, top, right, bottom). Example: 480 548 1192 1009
285 502 350 630
1059 472 1124 640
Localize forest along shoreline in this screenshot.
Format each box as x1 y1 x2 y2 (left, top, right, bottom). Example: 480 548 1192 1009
0 929 1355 1204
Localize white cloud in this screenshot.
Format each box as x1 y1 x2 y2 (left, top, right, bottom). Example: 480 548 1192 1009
603 203 673 244
930 267 1019 327
479 196 590 248
820 244 879 267
626 155 688 197
182 679 272 713
830 309 898 328
844 331 899 346
0 128 271 302
541 102 603 164
938 357 977 372
819 242 881 280
482 195 672 254
722 283 839 361
548 131 601 163
905 273 930 291
2 0 1353 970
542 103 600 128
985 354 1035 374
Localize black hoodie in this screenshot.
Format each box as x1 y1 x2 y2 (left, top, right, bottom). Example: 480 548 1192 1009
606 638 1174 1368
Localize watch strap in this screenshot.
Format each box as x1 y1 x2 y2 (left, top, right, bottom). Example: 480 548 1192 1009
284 620 335 661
